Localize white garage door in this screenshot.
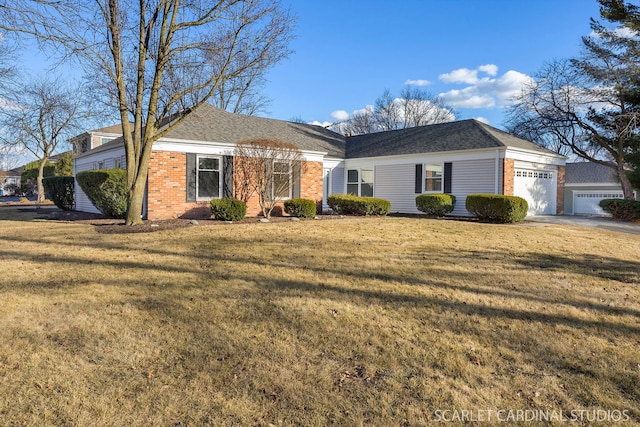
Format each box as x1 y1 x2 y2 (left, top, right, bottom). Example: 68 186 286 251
573 191 623 215
514 169 557 215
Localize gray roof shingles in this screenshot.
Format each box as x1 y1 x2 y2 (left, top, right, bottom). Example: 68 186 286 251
346 119 559 158
166 104 346 157
77 106 560 161
565 162 618 184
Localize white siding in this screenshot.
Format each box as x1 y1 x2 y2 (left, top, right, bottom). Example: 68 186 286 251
74 148 126 215
375 164 420 214
330 164 345 196
450 159 497 216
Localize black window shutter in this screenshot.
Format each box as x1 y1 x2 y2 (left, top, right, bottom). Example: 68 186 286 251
186 153 196 202
223 155 234 198
415 164 422 194
292 162 301 199
444 162 452 194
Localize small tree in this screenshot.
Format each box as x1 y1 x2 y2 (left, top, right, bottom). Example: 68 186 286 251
234 138 306 218
0 78 86 203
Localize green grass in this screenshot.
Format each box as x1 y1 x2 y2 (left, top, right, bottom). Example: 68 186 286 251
0 207 638 425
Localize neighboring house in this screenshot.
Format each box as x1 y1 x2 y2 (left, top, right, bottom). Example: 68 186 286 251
564 162 636 215
70 124 126 155
0 168 22 196
73 103 566 219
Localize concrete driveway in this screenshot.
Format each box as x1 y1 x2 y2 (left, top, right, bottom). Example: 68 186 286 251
527 215 640 235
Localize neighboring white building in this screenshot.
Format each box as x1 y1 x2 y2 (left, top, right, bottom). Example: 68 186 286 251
564 162 636 215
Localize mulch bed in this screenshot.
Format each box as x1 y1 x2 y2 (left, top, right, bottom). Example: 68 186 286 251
16 205 346 234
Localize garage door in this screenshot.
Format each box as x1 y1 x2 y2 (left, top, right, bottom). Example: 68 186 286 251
573 191 623 215
514 169 557 215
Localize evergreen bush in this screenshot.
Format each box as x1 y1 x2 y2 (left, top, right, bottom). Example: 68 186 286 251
599 198 640 221
327 194 391 216
465 194 528 223
210 198 247 221
415 194 456 216
76 169 128 218
43 176 74 211
284 198 317 218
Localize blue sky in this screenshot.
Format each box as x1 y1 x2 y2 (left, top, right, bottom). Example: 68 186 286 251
14 0 604 132
262 0 604 129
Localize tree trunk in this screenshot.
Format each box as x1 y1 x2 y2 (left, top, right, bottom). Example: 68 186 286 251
125 174 146 225
616 164 636 200
36 159 47 204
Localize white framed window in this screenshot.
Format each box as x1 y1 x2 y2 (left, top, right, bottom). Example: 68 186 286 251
271 160 292 200
115 158 122 169
424 163 443 192
347 168 374 197
197 155 221 200
347 169 359 195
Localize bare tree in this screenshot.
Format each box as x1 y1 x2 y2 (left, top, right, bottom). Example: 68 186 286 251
0 78 86 202
399 86 456 128
343 107 376 136
507 56 637 199
0 0 295 225
373 89 401 131
234 138 306 218
343 88 456 135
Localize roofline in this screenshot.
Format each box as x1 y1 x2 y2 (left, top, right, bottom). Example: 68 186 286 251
154 137 329 157
344 146 508 162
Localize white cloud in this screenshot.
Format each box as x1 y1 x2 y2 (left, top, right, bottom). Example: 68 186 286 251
405 79 431 86
308 120 332 128
438 64 499 85
478 64 498 76
439 68 480 84
330 110 349 121
589 25 639 39
473 116 490 124
438 69 533 109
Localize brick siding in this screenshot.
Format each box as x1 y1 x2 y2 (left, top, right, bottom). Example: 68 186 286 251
502 158 514 196
556 165 565 215
147 151 323 220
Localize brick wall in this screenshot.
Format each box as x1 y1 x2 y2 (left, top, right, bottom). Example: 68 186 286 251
146 151 209 220
237 160 324 216
502 158 514 196
147 152 324 220
556 165 565 215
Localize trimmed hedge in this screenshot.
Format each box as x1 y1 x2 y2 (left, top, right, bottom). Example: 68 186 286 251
210 198 247 221
43 176 74 211
284 198 317 218
416 194 456 216
327 194 391 216
76 169 128 218
599 198 640 221
465 194 528 223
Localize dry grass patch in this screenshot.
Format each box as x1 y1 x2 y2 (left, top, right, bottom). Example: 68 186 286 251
0 208 639 425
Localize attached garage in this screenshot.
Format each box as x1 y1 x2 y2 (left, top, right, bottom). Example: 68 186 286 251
573 191 623 215
513 168 557 215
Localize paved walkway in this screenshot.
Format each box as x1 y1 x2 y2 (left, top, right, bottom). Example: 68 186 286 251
527 215 640 235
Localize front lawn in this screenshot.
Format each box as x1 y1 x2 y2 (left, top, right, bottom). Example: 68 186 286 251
0 209 638 425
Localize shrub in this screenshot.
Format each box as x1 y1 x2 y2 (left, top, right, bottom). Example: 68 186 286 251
465 194 528 223
416 194 456 216
76 169 128 218
327 194 391 216
43 176 74 211
21 160 55 195
284 198 317 218
210 198 247 221
599 198 640 221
